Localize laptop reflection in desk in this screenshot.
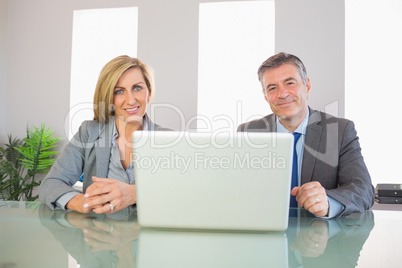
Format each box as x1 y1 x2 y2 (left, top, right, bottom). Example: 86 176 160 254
133 132 293 231
136 228 288 268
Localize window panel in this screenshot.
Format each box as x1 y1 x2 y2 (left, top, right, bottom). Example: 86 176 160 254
198 1 275 132
346 0 402 186
68 7 138 139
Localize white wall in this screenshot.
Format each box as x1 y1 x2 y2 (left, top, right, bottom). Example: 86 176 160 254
0 0 7 144
141 0 345 130
138 0 200 131
1 0 345 146
1 0 138 147
276 0 345 118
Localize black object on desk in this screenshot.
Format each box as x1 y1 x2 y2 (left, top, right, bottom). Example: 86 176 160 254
376 183 402 204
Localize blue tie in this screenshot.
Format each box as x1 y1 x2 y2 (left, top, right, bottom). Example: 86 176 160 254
290 132 301 207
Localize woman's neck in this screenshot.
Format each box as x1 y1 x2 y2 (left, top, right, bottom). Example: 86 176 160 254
116 118 143 140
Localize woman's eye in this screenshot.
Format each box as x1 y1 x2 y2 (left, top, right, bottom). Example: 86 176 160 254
114 89 123 94
134 86 142 91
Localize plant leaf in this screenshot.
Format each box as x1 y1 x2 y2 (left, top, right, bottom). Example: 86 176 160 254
1 124 61 201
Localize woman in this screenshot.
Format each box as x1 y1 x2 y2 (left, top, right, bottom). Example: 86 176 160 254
39 56 170 214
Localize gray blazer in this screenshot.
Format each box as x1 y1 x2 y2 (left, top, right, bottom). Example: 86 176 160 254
39 115 170 209
237 107 374 216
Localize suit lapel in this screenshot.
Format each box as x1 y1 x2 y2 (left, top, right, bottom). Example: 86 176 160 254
255 109 322 184
268 115 277 132
95 119 113 178
259 114 277 132
301 110 323 184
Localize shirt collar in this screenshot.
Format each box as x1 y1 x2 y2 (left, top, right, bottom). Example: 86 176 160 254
112 113 150 142
276 109 309 135
143 113 150 130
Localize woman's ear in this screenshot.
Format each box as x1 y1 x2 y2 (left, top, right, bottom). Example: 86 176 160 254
147 90 151 103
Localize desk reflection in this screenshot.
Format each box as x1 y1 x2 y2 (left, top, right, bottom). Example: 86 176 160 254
136 228 287 267
287 210 374 267
39 205 140 268
38 205 374 268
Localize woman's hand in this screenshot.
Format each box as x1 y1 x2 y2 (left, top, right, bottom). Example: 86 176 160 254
83 217 140 252
83 176 137 214
66 193 101 214
64 210 140 267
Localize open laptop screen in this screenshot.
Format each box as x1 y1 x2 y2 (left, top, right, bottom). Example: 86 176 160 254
133 131 293 231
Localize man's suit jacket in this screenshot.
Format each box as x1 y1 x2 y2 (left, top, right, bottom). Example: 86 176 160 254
39 115 170 209
237 107 374 216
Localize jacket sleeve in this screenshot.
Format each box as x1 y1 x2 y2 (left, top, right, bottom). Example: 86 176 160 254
326 120 374 216
39 121 90 209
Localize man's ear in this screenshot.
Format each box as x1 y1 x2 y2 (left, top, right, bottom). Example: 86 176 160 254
305 77 311 97
264 94 269 104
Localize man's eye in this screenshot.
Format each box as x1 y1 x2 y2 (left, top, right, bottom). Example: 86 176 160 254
268 87 276 91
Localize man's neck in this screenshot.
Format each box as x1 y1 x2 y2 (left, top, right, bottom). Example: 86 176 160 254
278 108 308 132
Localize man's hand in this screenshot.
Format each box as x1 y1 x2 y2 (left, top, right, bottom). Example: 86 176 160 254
291 181 329 217
290 219 329 257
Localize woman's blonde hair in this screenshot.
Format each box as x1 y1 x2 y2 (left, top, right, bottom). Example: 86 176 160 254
93 56 154 123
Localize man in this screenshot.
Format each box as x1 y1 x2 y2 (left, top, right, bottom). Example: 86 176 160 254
238 52 374 218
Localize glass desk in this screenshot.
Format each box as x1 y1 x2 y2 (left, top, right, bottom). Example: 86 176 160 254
0 201 401 268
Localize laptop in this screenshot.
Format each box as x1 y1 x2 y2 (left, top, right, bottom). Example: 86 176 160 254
132 131 293 231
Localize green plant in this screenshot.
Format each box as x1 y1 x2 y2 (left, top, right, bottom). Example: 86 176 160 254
0 124 61 201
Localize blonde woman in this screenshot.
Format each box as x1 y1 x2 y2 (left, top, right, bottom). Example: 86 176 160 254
40 56 170 214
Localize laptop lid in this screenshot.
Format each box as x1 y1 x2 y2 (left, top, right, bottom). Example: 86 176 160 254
133 131 293 231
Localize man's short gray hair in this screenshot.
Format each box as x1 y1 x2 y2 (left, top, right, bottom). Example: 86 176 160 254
257 52 308 90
